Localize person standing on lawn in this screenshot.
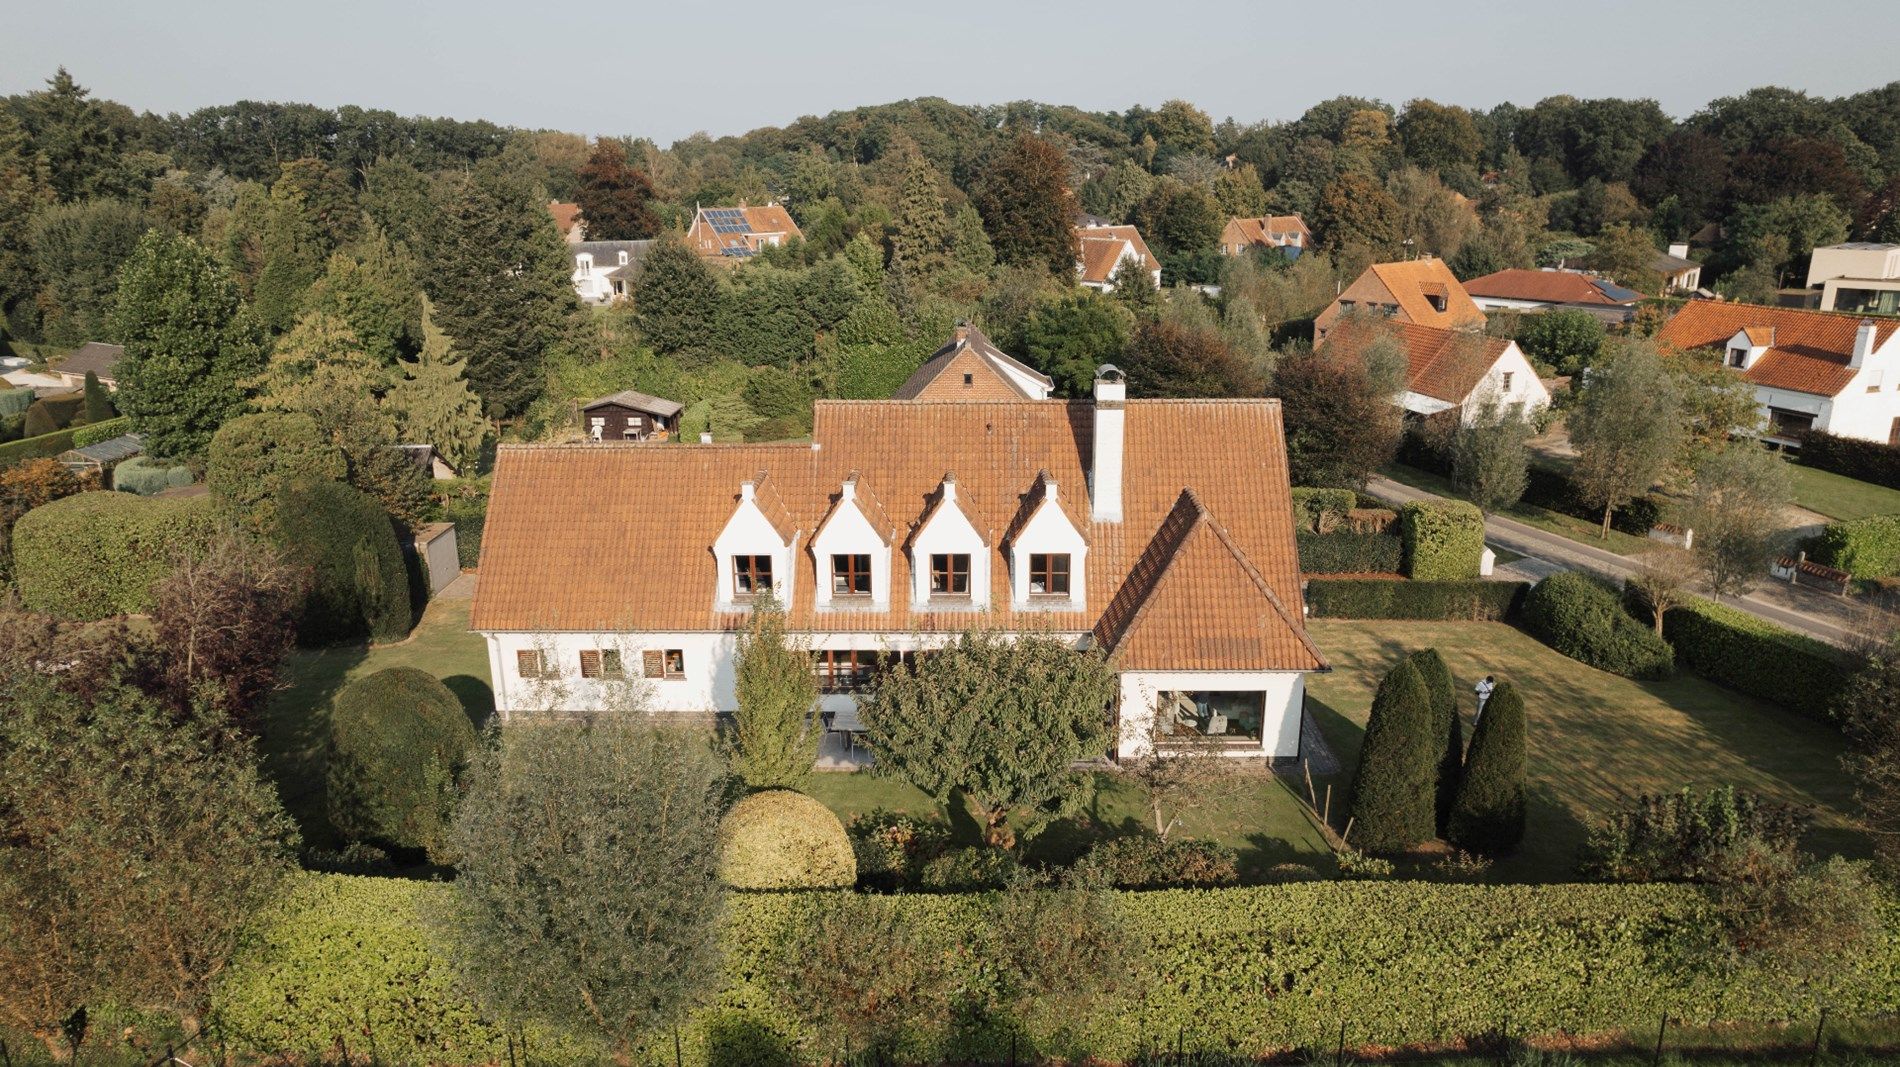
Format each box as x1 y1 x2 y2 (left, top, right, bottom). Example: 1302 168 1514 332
1474 675 1496 723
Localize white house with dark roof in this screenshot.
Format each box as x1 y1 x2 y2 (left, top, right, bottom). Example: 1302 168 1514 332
471 369 1328 761
569 240 653 304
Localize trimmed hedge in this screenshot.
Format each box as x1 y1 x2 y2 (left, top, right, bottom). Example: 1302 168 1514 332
1305 578 1526 620
1290 487 1356 531
272 479 413 645
1813 515 1900 579
111 455 194 495
719 790 857 890
327 667 478 860
1073 836 1239 888
0 386 34 417
1400 499 1484 580
69 415 133 448
12 491 218 619
1660 597 1854 722
1296 529 1402 574
1521 572 1674 680
1797 429 1900 490
0 416 124 468
1522 465 1663 536
211 874 1900 1064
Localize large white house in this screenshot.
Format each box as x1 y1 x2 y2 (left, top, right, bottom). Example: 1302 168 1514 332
1659 301 1900 445
471 367 1328 761
1320 318 1550 425
568 240 652 305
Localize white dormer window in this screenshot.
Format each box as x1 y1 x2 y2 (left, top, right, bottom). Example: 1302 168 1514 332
577 254 592 276
712 476 797 610
1728 347 1747 368
1008 476 1087 610
908 474 989 610
811 475 891 611
618 251 630 266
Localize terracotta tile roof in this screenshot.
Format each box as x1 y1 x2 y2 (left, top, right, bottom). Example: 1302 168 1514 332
1001 470 1090 549
741 204 800 237
1743 326 1776 347
1367 259 1487 329
1462 268 1643 306
1075 225 1158 285
906 474 992 550
548 201 581 237
471 399 1320 673
749 470 799 543
1092 489 1324 671
814 471 898 546
1222 215 1311 248
1658 300 1898 398
1320 319 1510 404
893 325 1052 400
690 203 805 258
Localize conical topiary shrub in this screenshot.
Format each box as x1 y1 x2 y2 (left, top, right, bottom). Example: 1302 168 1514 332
1347 658 1438 851
1407 648 1463 834
1447 681 1526 854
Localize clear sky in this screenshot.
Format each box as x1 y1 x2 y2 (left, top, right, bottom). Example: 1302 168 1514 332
3 0 1897 143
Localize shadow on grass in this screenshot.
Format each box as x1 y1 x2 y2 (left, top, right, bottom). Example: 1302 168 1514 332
443 673 496 730
260 643 369 853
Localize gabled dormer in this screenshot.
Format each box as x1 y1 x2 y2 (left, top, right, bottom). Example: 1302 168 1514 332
811 472 896 611
1725 326 1774 371
1003 470 1089 610
906 473 990 611
712 471 798 610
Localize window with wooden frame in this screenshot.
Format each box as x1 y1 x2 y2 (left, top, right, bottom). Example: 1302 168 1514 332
928 553 970 596
642 649 687 680
579 649 625 679
831 553 872 596
516 649 545 678
733 555 774 596
1028 553 1071 596
812 649 880 693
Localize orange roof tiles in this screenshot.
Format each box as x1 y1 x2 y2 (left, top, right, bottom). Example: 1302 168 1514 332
1462 268 1643 306
472 399 1323 672
1075 225 1158 285
1367 259 1487 328
1321 319 1509 404
894 325 1052 400
1658 301 1898 398
548 201 581 238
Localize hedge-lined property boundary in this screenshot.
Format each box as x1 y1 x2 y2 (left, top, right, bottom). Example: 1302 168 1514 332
1661 597 1856 723
1798 430 1900 490
1400 500 1485 580
208 874 1900 1066
1305 579 1526 620
1295 530 1402 574
0 415 130 467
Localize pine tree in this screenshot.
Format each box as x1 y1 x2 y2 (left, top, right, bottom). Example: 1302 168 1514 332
81 371 112 423
1447 681 1526 854
109 230 266 460
388 298 486 470
946 203 995 277
890 153 950 282
1109 259 1163 320
253 310 394 459
431 160 577 418
0 110 52 327
301 229 425 364
19 68 118 201
1407 648 1463 834
725 595 821 790
1347 658 1438 851
633 235 722 357
574 139 661 240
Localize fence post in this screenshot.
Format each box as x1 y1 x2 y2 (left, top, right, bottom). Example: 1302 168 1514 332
1652 1013 1666 1066
1809 1007 1829 1067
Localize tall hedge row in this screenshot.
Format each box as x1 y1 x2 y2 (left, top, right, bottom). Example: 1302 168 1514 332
1400 499 1485 580
1660 597 1854 722
1521 572 1674 679
0 415 128 468
1522 466 1664 536
1812 515 1900 579
1797 430 1900 490
1304 579 1526 620
212 874 1900 1066
11 491 218 619
1295 530 1402 574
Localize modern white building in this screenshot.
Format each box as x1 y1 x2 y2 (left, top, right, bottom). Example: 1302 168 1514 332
471 365 1329 761
1805 242 1900 317
1659 300 1900 445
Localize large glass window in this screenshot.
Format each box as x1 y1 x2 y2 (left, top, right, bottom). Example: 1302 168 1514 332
1836 287 1900 317
1158 690 1265 743
1028 553 1071 596
831 554 872 596
813 649 880 693
929 553 970 596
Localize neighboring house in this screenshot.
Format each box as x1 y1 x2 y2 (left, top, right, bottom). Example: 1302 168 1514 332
1653 242 1703 294
892 324 1053 400
686 203 803 261
1658 300 1900 445
581 389 684 442
569 240 653 304
1804 242 1900 317
394 443 459 480
1462 269 1644 323
471 369 1329 761
1313 257 1486 339
1218 215 1311 258
1321 320 1550 425
1075 223 1163 292
549 201 584 244
54 342 124 390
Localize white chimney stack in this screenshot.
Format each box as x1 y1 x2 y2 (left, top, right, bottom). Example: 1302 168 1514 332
841 475 858 503
940 472 957 502
1852 319 1878 369
1090 365 1126 523
740 480 755 502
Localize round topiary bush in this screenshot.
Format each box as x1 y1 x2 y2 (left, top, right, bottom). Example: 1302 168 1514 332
326 666 478 862
270 478 413 645
11 490 218 619
1522 571 1673 679
718 789 856 890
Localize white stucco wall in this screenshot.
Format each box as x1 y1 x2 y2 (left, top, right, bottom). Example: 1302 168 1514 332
810 486 891 611
1007 490 1089 611
1116 671 1307 759
1461 341 1551 424
907 484 990 610
1745 333 1900 444
711 491 797 609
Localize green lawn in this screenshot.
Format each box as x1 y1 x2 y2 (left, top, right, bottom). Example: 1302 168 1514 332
260 596 492 850
1380 462 1657 556
804 766 1335 881
1784 460 1900 521
1304 620 1865 882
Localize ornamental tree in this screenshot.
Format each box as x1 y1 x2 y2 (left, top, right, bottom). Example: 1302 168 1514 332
574 138 660 241
1447 681 1526 853
386 297 486 471
972 133 1079 277
1569 340 1684 538
859 631 1115 847
1406 648 1463 834
1346 657 1437 851
724 595 821 791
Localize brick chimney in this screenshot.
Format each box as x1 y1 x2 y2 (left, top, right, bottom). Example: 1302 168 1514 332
1090 365 1126 523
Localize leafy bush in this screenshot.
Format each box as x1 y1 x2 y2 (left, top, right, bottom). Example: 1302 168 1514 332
207 411 348 530
1659 597 1852 722
1516 308 1604 374
847 810 953 890
836 342 927 399
0 387 33 417
12 491 218 619
434 479 488 570
741 366 816 420
1295 529 1402 574
1581 786 1804 883
0 422 89 467
719 790 857 890
1813 515 1900 579
1522 465 1663 535
916 846 1021 890
68 416 132 448
1305 579 1527 620
213 873 1900 1063
270 479 413 645
1400 499 1485 580
1797 430 1900 490
1522 572 1674 679
1073 835 1239 888
1289 487 1357 532
326 667 478 861
111 455 194 495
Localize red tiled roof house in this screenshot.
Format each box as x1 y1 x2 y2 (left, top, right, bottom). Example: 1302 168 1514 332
1074 223 1163 293
1320 318 1550 424
471 368 1328 760
1313 258 1486 339
687 203 803 261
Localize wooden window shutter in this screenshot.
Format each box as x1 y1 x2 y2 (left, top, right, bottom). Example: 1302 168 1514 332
516 650 541 678
579 650 601 679
642 650 664 679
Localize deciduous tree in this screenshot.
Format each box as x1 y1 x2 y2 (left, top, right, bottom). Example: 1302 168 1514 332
725 595 821 791
574 139 661 241
972 133 1078 277
148 533 304 722
1020 291 1134 396
1120 318 1260 399
1681 443 1792 597
1273 339 1402 489
1569 341 1683 538
1451 398 1532 514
